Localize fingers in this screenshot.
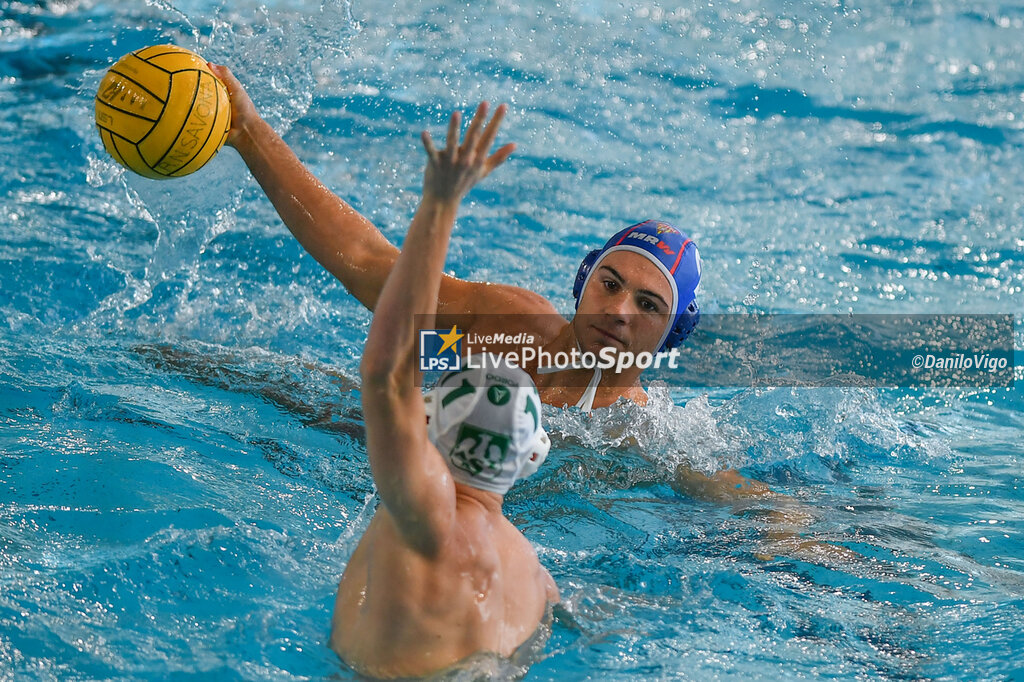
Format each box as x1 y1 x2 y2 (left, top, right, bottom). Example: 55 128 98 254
205 62 252 147
436 102 509 163
483 142 516 176
444 110 461 159
422 103 513 199
421 130 438 160
477 103 507 158
207 63 237 91
459 102 489 157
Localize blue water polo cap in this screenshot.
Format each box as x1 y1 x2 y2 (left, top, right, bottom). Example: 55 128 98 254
573 219 701 352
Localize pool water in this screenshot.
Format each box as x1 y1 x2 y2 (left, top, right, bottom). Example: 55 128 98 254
2 0 1022 679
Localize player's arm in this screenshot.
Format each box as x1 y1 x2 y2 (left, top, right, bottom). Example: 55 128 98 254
209 64 538 323
209 63 398 310
360 103 514 557
672 465 775 501
674 464 863 564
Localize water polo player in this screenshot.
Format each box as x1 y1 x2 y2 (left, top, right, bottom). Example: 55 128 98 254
329 103 558 677
209 63 773 501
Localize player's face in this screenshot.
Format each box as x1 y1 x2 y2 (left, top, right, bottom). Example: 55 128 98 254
574 251 673 355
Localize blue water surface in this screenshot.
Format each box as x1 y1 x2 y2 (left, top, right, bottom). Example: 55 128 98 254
1 0 1022 679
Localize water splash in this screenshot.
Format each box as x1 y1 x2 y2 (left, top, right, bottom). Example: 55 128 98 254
542 385 734 480
541 381 952 490
74 0 358 337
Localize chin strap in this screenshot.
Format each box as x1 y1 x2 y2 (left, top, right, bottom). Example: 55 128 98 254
535 344 603 414
573 367 602 413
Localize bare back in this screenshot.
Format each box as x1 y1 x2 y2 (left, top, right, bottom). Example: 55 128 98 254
330 490 556 679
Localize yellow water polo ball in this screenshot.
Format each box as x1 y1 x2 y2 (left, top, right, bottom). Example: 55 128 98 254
94 45 231 179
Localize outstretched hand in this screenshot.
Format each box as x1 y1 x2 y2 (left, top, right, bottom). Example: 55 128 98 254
421 102 515 203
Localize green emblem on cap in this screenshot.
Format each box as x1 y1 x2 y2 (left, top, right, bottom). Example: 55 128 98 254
487 384 511 406
448 423 510 479
524 394 539 431
441 379 476 408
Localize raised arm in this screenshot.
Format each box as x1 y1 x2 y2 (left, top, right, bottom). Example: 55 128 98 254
208 64 399 309
359 103 514 557
208 65 543 324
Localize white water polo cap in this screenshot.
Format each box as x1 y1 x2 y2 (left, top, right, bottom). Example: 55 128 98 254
423 355 550 495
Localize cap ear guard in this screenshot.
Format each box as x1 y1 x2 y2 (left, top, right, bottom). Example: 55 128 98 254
516 429 550 479
662 298 700 350
573 249 601 309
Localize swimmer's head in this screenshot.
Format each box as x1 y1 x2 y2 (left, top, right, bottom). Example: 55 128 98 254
573 219 701 352
424 355 550 496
